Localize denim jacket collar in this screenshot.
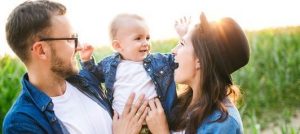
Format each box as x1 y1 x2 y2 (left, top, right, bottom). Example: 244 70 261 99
197 98 243 133
143 54 152 63
111 53 122 67
203 98 234 123
22 73 52 112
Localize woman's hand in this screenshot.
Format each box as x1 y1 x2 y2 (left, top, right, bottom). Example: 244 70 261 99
175 16 191 38
146 98 170 134
112 93 149 134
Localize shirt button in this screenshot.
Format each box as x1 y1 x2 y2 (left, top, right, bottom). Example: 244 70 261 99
51 117 57 122
144 63 147 66
160 71 164 74
48 102 54 109
147 69 151 72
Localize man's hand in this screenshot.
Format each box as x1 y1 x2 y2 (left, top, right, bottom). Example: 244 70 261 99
79 43 94 62
175 16 191 38
112 93 148 134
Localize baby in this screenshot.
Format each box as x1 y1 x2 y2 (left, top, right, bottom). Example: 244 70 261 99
80 14 185 118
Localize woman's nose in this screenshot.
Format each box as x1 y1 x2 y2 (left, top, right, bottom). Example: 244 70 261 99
171 46 178 55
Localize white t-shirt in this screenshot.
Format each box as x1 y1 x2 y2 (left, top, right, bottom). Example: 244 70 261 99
113 60 157 114
51 82 112 134
172 130 186 134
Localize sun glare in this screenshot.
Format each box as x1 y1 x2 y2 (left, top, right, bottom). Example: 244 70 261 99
1 0 299 56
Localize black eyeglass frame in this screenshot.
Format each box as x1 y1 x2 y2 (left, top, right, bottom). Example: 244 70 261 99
39 37 78 51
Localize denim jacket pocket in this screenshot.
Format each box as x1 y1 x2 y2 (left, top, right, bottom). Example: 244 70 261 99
154 65 173 90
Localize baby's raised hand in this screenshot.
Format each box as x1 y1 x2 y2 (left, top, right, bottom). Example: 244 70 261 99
80 43 94 62
174 16 191 38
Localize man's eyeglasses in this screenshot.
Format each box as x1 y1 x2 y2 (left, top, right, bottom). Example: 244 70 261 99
39 34 78 52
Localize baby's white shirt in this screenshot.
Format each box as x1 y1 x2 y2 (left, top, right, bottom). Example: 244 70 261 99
113 60 157 114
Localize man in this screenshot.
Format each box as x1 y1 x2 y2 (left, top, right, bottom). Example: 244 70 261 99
3 0 147 133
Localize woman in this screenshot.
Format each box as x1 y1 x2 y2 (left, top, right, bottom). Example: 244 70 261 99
145 13 249 134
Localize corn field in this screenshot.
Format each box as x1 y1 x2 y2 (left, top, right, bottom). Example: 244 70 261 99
1 26 299 133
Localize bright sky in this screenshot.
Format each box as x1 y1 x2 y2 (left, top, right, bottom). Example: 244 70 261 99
1 0 299 56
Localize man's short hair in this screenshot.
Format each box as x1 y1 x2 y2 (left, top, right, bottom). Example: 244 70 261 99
6 0 66 63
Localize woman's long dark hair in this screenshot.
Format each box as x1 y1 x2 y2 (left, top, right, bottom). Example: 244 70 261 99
170 13 249 134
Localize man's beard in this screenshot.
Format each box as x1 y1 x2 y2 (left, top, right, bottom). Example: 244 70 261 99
50 47 78 78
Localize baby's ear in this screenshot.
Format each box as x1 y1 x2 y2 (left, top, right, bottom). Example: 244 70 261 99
112 40 122 52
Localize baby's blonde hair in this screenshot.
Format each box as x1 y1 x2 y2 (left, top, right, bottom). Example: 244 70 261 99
109 13 144 40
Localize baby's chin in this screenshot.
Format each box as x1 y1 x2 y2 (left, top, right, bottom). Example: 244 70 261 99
132 56 148 62
143 51 150 58
121 51 149 61
138 51 150 59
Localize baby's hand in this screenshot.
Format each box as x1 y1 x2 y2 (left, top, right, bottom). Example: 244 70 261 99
174 16 191 38
80 43 94 62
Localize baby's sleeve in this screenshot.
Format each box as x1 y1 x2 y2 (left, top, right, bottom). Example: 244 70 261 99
80 57 105 82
